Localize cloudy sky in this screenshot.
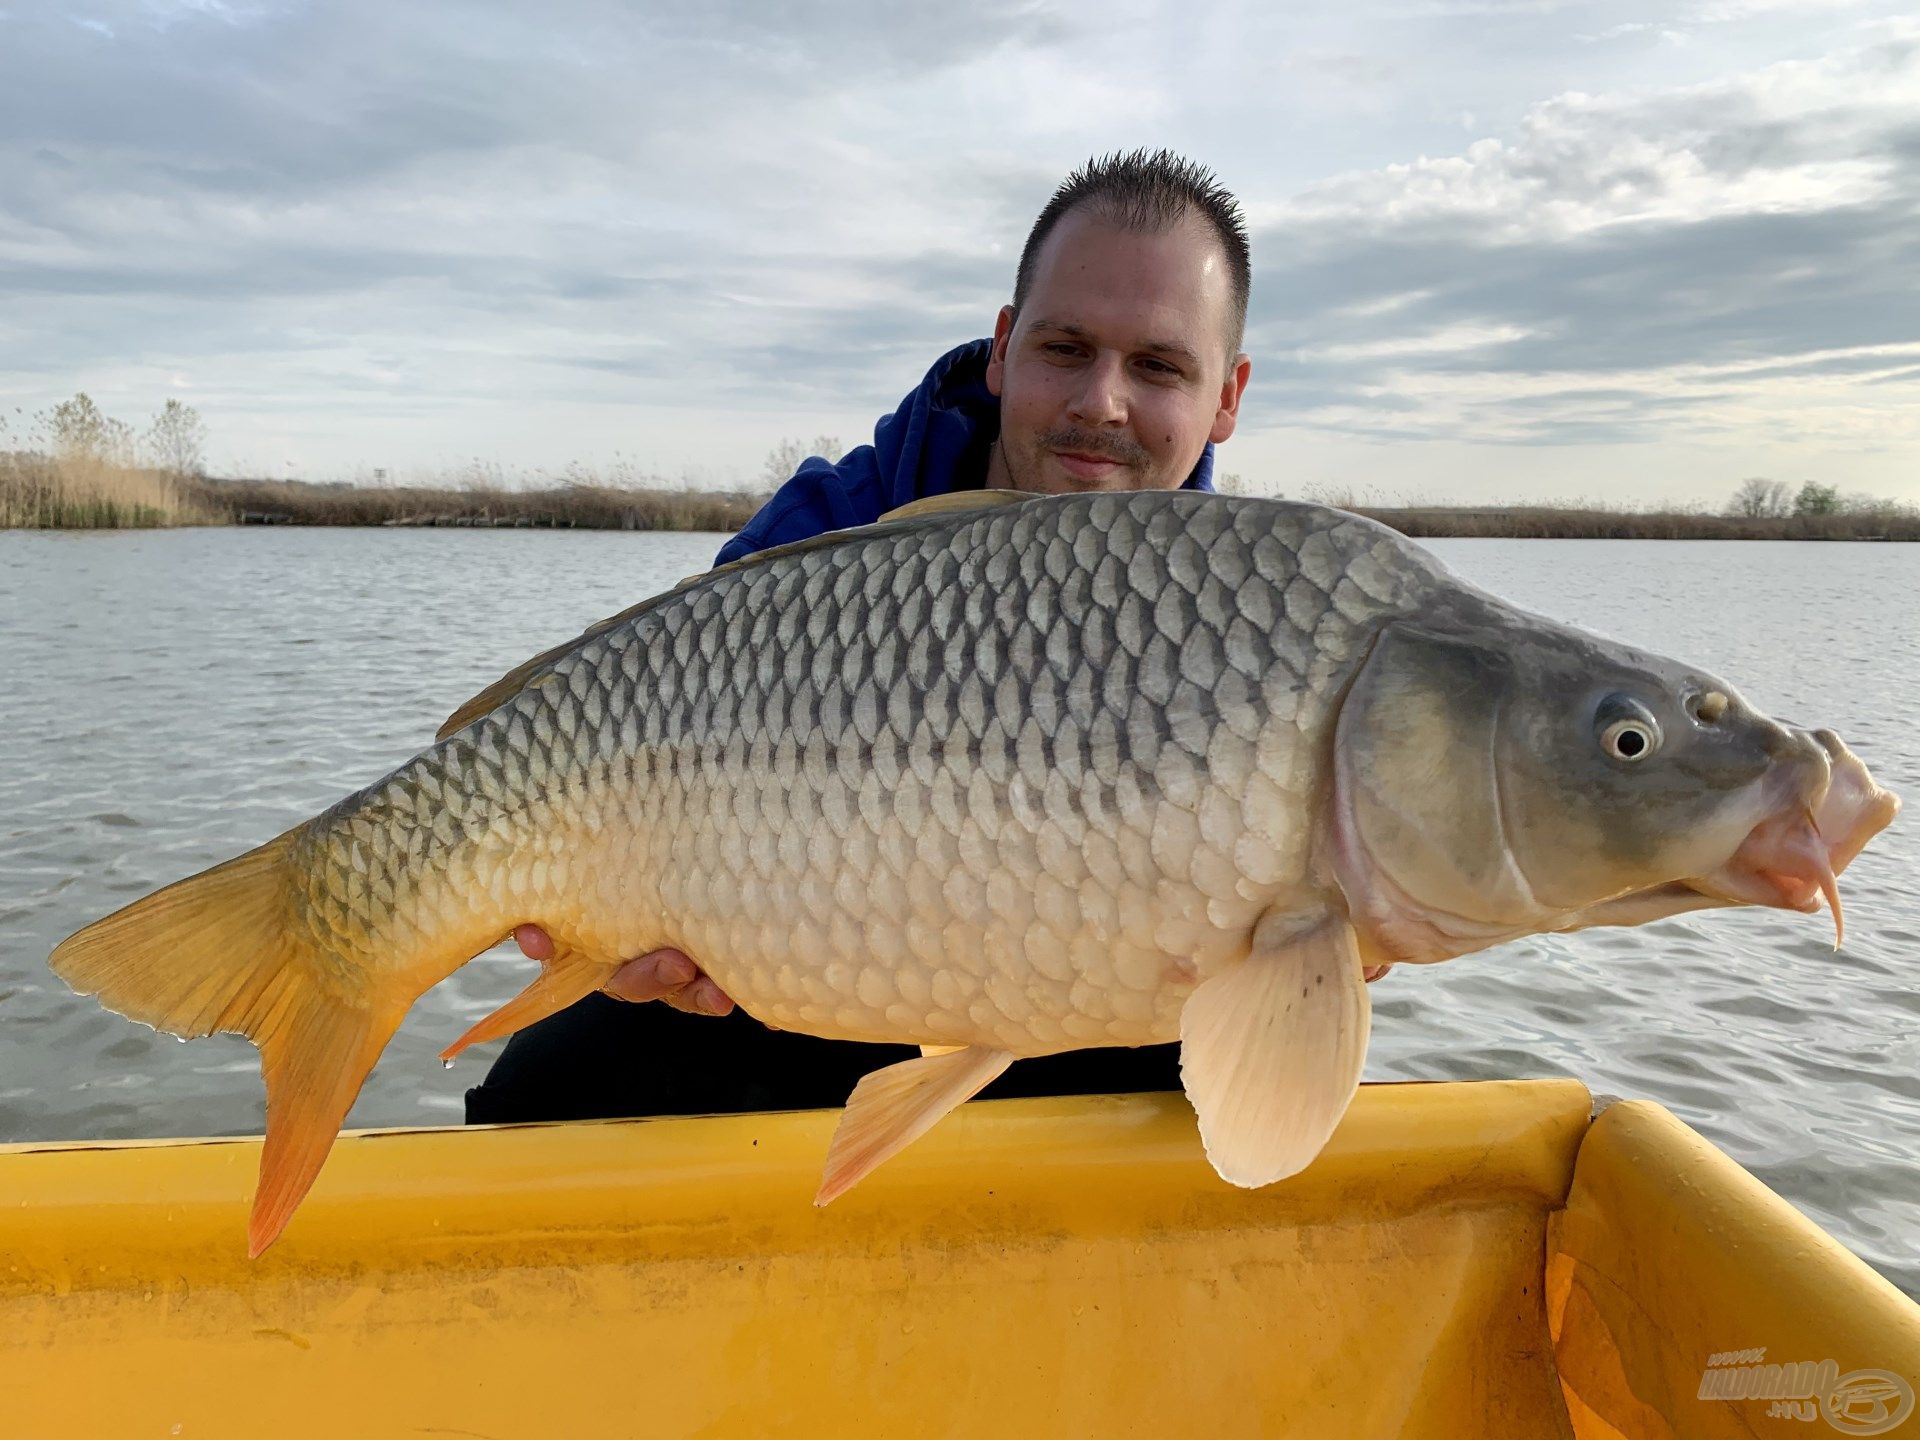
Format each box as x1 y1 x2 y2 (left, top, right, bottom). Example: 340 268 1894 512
3 0 1918 505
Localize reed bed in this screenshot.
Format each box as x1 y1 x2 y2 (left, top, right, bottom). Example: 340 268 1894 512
184 476 763 532
7 456 1915 541
0 451 222 529
1355 504 1920 542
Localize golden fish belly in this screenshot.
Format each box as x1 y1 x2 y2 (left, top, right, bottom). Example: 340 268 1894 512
475 718 1320 1055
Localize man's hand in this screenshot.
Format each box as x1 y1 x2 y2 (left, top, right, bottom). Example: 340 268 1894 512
512 924 735 1016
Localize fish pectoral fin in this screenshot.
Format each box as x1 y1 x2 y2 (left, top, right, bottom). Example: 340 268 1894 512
1178 917 1372 1189
919 1043 964 1057
815 1045 1012 1206
439 945 614 1064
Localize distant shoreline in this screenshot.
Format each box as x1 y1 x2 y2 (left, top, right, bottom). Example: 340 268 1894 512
193 476 763 533
4 467 1916 540
1351 505 1920 541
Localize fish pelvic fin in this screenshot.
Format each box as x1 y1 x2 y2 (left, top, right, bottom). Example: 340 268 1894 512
1178 915 1372 1189
49 829 408 1258
815 1045 1012 1206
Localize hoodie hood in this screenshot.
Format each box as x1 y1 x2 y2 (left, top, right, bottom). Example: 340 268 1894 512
715 338 1217 566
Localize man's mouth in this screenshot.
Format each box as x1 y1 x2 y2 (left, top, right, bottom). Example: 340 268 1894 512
1051 449 1129 481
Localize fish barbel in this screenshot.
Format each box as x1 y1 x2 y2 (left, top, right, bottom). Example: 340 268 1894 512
51 490 1899 1254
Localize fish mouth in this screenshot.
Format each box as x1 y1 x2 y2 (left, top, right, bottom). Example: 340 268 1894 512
1669 730 1898 946
1686 809 1846 936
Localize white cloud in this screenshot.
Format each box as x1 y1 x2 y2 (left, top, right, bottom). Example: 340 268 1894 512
1236 21 1920 499
1299 324 1536 363
1688 0 1873 20
0 0 1917 504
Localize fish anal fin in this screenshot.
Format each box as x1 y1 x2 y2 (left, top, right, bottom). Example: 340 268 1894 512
439 944 613 1063
1178 916 1372 1189
815 1045 1012 1206
251 988 405 1258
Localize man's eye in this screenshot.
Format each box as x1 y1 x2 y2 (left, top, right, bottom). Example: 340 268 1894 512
1043 343 1081 358
1139 357 1179 376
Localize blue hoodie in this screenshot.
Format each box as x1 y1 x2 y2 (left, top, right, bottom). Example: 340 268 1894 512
714 338 1218 566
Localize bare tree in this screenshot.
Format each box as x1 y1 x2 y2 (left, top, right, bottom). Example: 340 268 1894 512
46 393 136 466
146 398 208 478
761 435 843 487
1725 477 1792 518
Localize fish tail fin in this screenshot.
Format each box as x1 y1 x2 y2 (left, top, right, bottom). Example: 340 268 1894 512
49 831 305 1041
50 829 407 1257
251 988 403 1258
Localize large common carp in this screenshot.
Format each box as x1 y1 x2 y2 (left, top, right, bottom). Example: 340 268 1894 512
52 491 1898 1255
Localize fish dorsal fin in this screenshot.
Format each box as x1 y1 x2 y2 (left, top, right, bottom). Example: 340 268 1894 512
435 489 1036 742
876 488 1033 523
436 595 666 740
1178 915 1372 1187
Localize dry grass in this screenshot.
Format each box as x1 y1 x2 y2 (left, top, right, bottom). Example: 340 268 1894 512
9 455 1916 541
0 450 223 529
184 476 764 531
1353 504 1920 541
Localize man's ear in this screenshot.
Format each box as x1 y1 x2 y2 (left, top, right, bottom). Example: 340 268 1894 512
984 306 1016 398
1210 352 1252 445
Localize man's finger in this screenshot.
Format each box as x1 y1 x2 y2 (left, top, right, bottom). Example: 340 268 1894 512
513 923 555 962
652 975 733 1021
602 950 697 1002
660 977 736 1016
686 978 735 1016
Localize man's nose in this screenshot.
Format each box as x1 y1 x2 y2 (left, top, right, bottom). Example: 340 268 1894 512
1066 354 1128 427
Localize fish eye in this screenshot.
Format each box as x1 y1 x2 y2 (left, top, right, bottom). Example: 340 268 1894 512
1596 696 1662 763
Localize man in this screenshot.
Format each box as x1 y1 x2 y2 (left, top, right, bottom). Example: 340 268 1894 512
466 149 1254 1124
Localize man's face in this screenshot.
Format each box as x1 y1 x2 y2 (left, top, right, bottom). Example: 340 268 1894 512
984 207 1251 495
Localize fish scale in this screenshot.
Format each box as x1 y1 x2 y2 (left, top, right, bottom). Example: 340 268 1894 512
274 492 1428 1057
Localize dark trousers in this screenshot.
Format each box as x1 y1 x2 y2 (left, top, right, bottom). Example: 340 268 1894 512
464 995 1182 1124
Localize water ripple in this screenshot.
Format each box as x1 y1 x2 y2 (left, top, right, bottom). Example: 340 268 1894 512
2 529 1915 1295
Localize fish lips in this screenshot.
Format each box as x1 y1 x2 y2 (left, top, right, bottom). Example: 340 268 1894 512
1598 730 1899 945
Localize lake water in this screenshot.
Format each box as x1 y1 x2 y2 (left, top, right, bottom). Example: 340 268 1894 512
1 526 1914 1295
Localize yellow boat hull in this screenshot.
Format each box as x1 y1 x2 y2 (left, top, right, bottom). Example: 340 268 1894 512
3 1081 1915 1438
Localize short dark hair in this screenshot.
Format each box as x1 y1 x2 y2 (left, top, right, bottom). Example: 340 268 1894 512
1013 148 1251 359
